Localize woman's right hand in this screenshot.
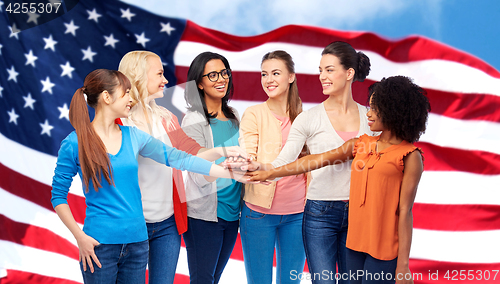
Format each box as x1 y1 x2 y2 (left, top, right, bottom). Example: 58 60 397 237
76 232 102 273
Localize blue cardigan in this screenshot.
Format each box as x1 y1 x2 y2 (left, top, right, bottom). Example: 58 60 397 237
51 125 212 244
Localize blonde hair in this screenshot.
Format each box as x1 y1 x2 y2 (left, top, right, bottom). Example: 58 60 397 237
118 51 174 131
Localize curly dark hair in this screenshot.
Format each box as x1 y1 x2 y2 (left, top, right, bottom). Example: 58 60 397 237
368 76 430 143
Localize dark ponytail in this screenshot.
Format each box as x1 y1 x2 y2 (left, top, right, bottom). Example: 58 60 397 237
69 69 131 192
322 41 371 82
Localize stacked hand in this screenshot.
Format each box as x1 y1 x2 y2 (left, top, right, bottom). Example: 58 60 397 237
221 158 272 185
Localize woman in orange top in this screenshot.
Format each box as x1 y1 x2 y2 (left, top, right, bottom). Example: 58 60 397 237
246 76 430 284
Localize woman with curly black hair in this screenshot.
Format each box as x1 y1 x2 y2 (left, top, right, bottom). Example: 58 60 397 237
247 75 430 284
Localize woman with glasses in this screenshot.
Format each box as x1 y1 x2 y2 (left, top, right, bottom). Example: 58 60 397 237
181 51 242 284
117 51 247 284
238 50 307 284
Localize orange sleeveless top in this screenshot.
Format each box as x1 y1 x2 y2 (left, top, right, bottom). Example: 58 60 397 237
347 134 422 260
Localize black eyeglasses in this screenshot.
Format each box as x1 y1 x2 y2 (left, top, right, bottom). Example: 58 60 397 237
202 69 231 82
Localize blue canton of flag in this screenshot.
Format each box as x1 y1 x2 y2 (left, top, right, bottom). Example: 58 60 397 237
0 0 185 156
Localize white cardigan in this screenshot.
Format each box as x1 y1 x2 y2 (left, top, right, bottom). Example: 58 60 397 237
272 103 374 201
181 109 240 222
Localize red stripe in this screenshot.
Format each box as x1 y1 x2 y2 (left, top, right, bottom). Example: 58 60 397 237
409 259 500 283
175 67 500 123
416 142 500 175
0 215 78 260
413 204 500 231
182 21 500 78
0 162 87 224
0 270 80 284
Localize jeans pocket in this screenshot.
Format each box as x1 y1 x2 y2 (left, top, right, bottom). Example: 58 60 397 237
304 200 329 216
246 209 266 220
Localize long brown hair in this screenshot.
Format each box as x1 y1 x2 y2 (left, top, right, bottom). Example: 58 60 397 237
261 50 302 123
69 69 131 192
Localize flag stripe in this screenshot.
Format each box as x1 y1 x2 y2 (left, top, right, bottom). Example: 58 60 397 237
411 229 500 263
181 21 500 79
174 40 500 96
0 163 86 225
0 241 82 283
0 269 81 284
414 142 500 175
416 171 500 205
413 204 500 231
0 215 78 260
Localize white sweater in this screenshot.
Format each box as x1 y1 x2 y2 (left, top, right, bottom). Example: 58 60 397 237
272 103 374 201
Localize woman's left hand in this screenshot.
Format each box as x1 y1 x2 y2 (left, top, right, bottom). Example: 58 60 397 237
395 266 414 284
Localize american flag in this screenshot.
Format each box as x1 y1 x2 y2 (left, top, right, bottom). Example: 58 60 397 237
1 0 499 283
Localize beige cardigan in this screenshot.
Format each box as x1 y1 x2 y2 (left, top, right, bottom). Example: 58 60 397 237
239 102 300 209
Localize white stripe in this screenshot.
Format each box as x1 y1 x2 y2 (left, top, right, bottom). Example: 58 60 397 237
174 41 500 96
420 113 500 156
417 171 500 205
0 187 80 246
411 228 500 263
0 240 82 283
0 132 84 198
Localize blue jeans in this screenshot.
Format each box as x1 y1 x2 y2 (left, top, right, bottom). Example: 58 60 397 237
346 249 397 284
147 215 181 284
303 200 349 284
183 217 239 284
80 240 148 284
240 203 306 284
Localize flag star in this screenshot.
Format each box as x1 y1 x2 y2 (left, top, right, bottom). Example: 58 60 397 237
41 76 55 94
7 66 19 83
0 43 2 54
82 46 97 62
64 20 79 36
9 25 20 39
25 50 38 67
104 33 119 48
135 32 150 48
0 84 3 97
0 1 4 12
60 61 75 78
87 8 102 23
43 35 58 51
8 108 19 125
58 103 70 120
27 12 40 25
23 93 36 110
40 119 54 136
160 22 176 35
120 8 135 22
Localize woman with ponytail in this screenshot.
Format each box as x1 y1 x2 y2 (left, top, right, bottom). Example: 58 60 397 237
51 69 249 284
238 50 307 284
118 51 247 284
242 41 375 284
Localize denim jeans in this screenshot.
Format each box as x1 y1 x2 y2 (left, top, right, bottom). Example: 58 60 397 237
183 217 239 284
80 240 148 284
146 215 181 284
240 203 306 284
346 249 397 284
303 200 349 284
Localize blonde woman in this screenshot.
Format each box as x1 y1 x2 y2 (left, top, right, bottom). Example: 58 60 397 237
117 51 246 284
